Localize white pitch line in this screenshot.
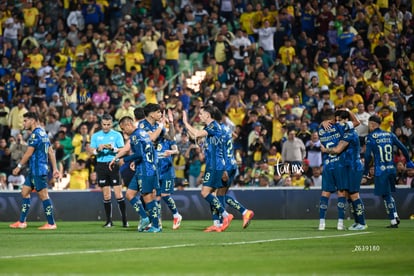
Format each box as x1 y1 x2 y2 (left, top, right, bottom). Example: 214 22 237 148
219 232 371 245
0 232 370 260
0 244 196 260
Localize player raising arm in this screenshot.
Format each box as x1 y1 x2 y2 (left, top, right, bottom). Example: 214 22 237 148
182 105 233 232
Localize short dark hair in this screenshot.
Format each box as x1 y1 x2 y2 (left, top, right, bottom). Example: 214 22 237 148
134 107 145 120
23 112 39 121
211 106 223 121
335 110 350 120
144 103 160 116
321 109 335 121
201 105 216 118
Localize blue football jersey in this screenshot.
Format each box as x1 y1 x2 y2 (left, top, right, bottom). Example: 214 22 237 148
318 123 345 170
341 128 363 171
364 128 411 176
156 135 176 179
203 120 225 170
129 128 157 177
28 127 51 176
220 123 237 171
138 119 165 143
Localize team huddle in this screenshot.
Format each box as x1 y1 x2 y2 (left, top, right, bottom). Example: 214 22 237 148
8 105 413 231
318 109 414 230
9 104 254 232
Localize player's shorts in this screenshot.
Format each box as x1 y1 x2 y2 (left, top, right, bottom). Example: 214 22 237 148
202 169 225 189
24 174 48 192
346 167 363 194
374 172 396 196
157 177 175 195
322 167 348 193
96 162 121 187
137 174 159 194
222 169 237 188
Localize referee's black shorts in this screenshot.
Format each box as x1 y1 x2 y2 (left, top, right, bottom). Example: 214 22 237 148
96 162 121 187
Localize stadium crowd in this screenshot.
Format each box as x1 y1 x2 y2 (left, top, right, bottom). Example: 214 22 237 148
0 0 414 191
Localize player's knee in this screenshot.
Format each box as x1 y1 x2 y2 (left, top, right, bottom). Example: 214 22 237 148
349 192 359 200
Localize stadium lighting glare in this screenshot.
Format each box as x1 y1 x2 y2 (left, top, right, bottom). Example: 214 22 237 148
186 70 206 92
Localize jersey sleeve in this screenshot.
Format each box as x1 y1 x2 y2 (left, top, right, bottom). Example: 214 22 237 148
204 122 221 137
115 131 125 148
27 131 40 148
90 134 97 149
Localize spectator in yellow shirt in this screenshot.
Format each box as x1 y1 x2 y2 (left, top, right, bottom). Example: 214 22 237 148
141 27 161 64
314 57 332 87
378 74 393 95
144 78 167 105
162 31 183 76
27 47 43 71
72 123 90 161
343 85 364 107
123 44 144 74
66 159 89 190
22 0 39 28
278 39 295 67
379 106 394 132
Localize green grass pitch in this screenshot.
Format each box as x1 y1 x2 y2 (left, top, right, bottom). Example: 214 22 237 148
1 219 413 275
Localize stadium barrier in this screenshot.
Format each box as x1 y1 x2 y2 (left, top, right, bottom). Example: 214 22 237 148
1 187 414 222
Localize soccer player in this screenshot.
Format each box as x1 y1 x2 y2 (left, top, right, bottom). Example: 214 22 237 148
137 103 166 226
112 107 150 231
182 105 233 232
138 103 166 142
317 109 352 231
89 114 128 228
214 110 255 229
111 116 161 232
322 110 367 230
364 115 414 228
10 112 60 230
155 109 183 230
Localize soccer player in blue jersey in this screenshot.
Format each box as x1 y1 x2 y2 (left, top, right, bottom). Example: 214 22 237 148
364 115 414 228
109 108 150 232
323 110 367 230
112 116 161 232
318 109 350 230
155 109 183 230
10 112 60 230
138 103 166 142
214 110 254 229
138 103 167 226
182 105 233 232
90 114 127 228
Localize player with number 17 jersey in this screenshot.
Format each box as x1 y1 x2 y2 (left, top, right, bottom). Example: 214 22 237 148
220 123 237 183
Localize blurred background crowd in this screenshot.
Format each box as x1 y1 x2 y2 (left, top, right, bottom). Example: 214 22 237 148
0 0 414 191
